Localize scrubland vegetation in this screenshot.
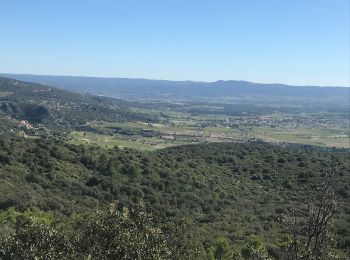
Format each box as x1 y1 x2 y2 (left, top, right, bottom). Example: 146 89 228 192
0 77 349 259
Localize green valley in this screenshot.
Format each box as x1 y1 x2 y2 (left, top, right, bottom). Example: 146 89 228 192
0 77 349 259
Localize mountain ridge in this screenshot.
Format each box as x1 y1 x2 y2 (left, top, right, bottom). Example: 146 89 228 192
1 73 348 88
1 74 348 110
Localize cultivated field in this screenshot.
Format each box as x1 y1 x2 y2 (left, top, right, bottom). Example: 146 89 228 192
69 104 350 150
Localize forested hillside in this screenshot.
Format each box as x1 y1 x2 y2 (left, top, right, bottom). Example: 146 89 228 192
0 134 349 258
0 77 157 130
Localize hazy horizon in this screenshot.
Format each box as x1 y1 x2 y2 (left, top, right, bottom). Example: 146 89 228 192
1 72 349 88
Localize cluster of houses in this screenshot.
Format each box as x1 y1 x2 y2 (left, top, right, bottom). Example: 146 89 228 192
208 114 348 129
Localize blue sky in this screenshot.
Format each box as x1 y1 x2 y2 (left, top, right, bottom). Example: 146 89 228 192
0 0 349 86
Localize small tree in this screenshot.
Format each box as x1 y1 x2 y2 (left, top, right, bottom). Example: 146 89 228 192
241 235 270 260
285 167 342 260
161 217 202 260
73 207 170 259
211 237 232 260
206 237 243 260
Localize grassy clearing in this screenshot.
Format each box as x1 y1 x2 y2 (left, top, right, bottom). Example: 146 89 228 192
69 131 177 151
250 127 350 148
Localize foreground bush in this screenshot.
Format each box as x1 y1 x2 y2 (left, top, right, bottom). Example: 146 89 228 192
0 207 201 260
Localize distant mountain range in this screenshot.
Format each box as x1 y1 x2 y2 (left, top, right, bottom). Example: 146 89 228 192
1 73 349 107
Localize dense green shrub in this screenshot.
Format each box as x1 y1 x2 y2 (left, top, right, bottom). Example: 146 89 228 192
0 136 349 258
